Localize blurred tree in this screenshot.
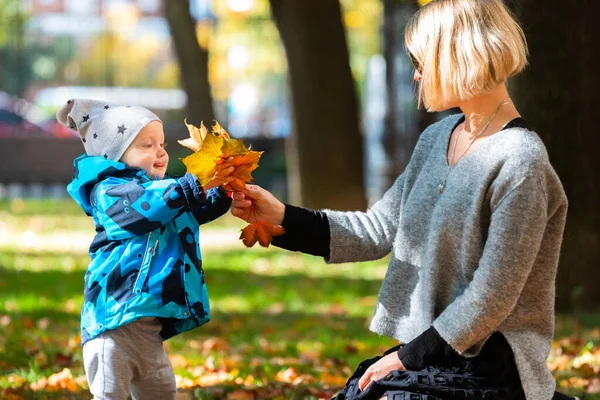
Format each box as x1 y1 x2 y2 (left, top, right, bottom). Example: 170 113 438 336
510 1 600 311
381 0 401 190
78 32 171 88
0 0 23 46
340 0 383 98
380 0 437 192
0 47 32 97
164 0 215 126
0 0 28 96
269 0 366 211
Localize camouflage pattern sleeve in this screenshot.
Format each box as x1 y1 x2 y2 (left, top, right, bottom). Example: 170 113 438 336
92 175 206 240
191 186 233 225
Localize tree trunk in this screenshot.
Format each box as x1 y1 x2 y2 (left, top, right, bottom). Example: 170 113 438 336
382 1 431 190
382 0 399 190
164 0 214 126
269 0 367 211
510 1 600 311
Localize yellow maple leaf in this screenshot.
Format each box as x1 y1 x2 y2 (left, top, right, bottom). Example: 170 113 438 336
221 138 250 158
180 119 262 190
180 133 225 185
179 119 208 152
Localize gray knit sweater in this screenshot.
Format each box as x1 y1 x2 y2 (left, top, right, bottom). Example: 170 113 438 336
325 114 567 400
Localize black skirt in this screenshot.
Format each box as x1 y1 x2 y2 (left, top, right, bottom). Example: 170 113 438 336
333 332 526 400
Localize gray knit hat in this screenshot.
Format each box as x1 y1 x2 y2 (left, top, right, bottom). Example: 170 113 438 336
56 98 161 161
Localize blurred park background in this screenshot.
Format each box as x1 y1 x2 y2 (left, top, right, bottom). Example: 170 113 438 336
1 0 599 398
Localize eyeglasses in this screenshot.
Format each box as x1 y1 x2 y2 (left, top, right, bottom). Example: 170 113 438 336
408 52 422 73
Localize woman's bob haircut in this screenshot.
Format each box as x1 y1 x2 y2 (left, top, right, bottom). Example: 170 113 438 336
405 0 528 110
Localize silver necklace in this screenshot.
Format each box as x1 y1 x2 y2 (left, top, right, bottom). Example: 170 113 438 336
439 97 511 194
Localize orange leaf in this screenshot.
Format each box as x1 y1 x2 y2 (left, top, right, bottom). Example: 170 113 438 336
229 151 262 183
227 390 255 400
23 317 34 330
240 221 285 248
32 368 81 392
274 367 300 383
228 178 247 191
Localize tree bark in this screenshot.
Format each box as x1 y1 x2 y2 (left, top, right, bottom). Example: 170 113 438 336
382 1 432 190
382 0 399 189
164 0 214 126
269 0 367 211
510 1 600 311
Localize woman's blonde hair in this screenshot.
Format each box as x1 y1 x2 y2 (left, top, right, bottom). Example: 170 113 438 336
405 0 528 110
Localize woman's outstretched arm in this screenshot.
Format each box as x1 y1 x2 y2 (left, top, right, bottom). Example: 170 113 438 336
231 173 405 262
230 185 329 256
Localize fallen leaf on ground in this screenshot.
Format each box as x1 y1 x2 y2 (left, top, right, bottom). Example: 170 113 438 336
31 368 80 392
227 390 255 400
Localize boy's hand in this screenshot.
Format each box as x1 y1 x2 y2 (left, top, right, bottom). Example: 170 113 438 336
202 164 234 191
230 184 285 225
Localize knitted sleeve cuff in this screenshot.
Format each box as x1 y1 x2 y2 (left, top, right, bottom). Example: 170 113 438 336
397 326 451 371
206 185 231 200
281 204 314 232
271 204 330 257
178 173 208 207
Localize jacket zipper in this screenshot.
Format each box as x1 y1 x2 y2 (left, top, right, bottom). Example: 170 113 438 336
132 233 153 293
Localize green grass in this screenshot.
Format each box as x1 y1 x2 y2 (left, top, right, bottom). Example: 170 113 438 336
0 199 83 217
0 244 394 399
0 247 392 362
2 248 599 399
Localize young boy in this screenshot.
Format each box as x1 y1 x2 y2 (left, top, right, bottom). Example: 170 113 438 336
59 99 233 399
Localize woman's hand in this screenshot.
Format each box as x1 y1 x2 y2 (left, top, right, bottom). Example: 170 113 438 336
357 352 405 392
203 164 234 191
229 184 285 225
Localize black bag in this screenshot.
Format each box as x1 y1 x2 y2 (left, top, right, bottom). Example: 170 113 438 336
332 343 522 400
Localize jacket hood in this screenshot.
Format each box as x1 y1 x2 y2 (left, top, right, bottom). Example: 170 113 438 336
67 154 143 215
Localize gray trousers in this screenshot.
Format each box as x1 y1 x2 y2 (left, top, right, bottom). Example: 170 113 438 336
83 318 176 400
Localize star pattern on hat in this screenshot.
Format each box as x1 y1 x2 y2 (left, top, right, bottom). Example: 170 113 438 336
57 99 160 162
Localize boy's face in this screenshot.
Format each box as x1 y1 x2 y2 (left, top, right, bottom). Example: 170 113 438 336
120 121 169 179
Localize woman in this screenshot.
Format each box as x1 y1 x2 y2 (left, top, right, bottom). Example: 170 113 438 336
231 0 571 399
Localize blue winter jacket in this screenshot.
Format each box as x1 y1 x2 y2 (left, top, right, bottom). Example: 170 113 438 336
67 155 232 345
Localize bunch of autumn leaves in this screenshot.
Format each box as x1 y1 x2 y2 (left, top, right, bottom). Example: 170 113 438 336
179 120 285 248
